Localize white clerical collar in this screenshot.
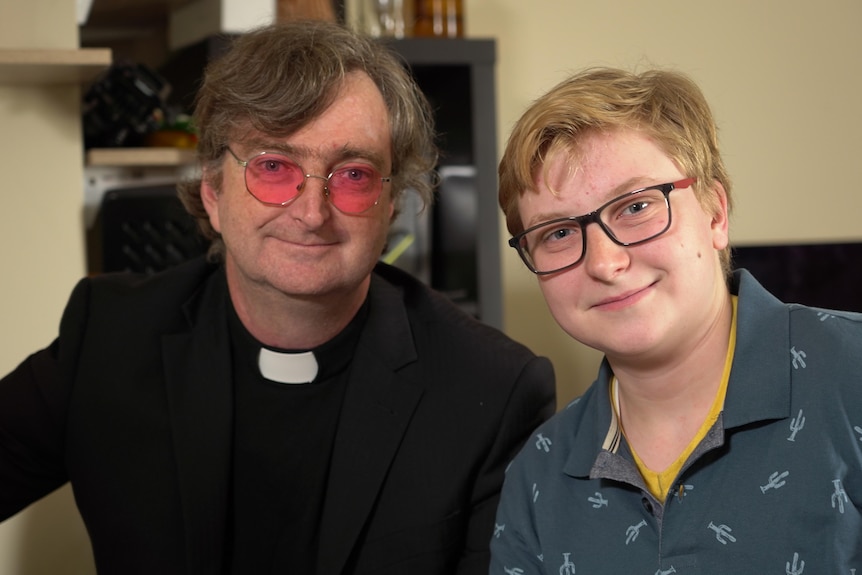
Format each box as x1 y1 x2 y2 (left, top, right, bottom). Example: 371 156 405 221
257 348 319 384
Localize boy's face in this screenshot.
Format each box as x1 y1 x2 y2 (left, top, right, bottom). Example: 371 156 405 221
518 128 729 365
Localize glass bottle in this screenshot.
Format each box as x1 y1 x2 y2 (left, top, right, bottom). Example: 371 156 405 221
413 0 463 38
363 0 406 38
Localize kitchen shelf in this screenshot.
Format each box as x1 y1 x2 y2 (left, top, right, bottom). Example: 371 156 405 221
0 48 111 85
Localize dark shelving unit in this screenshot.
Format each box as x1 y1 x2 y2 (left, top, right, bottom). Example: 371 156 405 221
385 38 501 328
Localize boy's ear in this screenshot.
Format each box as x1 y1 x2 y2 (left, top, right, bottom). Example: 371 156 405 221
709 179 729 251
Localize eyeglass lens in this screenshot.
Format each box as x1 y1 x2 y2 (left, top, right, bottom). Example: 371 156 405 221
244 153 385 213
521 187 670 273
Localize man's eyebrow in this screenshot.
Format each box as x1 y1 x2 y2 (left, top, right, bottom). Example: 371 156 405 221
331 146 389 171
237 141 389 171
237 139 304 157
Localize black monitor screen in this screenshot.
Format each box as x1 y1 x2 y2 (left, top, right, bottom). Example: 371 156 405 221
731 242 862 312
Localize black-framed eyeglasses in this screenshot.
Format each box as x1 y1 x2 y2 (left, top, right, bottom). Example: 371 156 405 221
509 177 697 275
226 147 392 215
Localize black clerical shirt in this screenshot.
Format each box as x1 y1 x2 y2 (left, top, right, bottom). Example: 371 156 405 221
226 298 368 574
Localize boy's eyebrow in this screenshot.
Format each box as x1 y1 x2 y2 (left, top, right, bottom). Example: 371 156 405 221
523 175 668 228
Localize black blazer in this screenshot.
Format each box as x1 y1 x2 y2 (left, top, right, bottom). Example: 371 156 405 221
0 259 555 575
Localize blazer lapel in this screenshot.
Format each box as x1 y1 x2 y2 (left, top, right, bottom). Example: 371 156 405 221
158 268 423 574
317 274 424 574
162 275 234 575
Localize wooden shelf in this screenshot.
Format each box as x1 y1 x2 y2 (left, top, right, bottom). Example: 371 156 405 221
0 48 111 85
86 147 196 167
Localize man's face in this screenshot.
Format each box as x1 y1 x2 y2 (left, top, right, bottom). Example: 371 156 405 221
202 71 395 305
517 128 729 365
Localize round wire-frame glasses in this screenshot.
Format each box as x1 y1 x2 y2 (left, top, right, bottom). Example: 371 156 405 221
226 147 392 215
509 177 697 275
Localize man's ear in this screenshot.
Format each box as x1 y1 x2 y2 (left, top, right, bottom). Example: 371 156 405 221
709 179 730 251
201 174 222 233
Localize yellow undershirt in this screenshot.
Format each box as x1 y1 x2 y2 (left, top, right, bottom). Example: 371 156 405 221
612 295 738 502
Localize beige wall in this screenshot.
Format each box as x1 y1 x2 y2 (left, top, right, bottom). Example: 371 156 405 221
1 0 861 572
0 0 95 572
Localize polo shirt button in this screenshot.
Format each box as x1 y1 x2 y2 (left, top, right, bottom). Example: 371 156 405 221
642 497 654 515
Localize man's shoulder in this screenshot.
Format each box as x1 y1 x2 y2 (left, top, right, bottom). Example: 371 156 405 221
86 257 217 297
371 262 533 354
73 257 220 325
